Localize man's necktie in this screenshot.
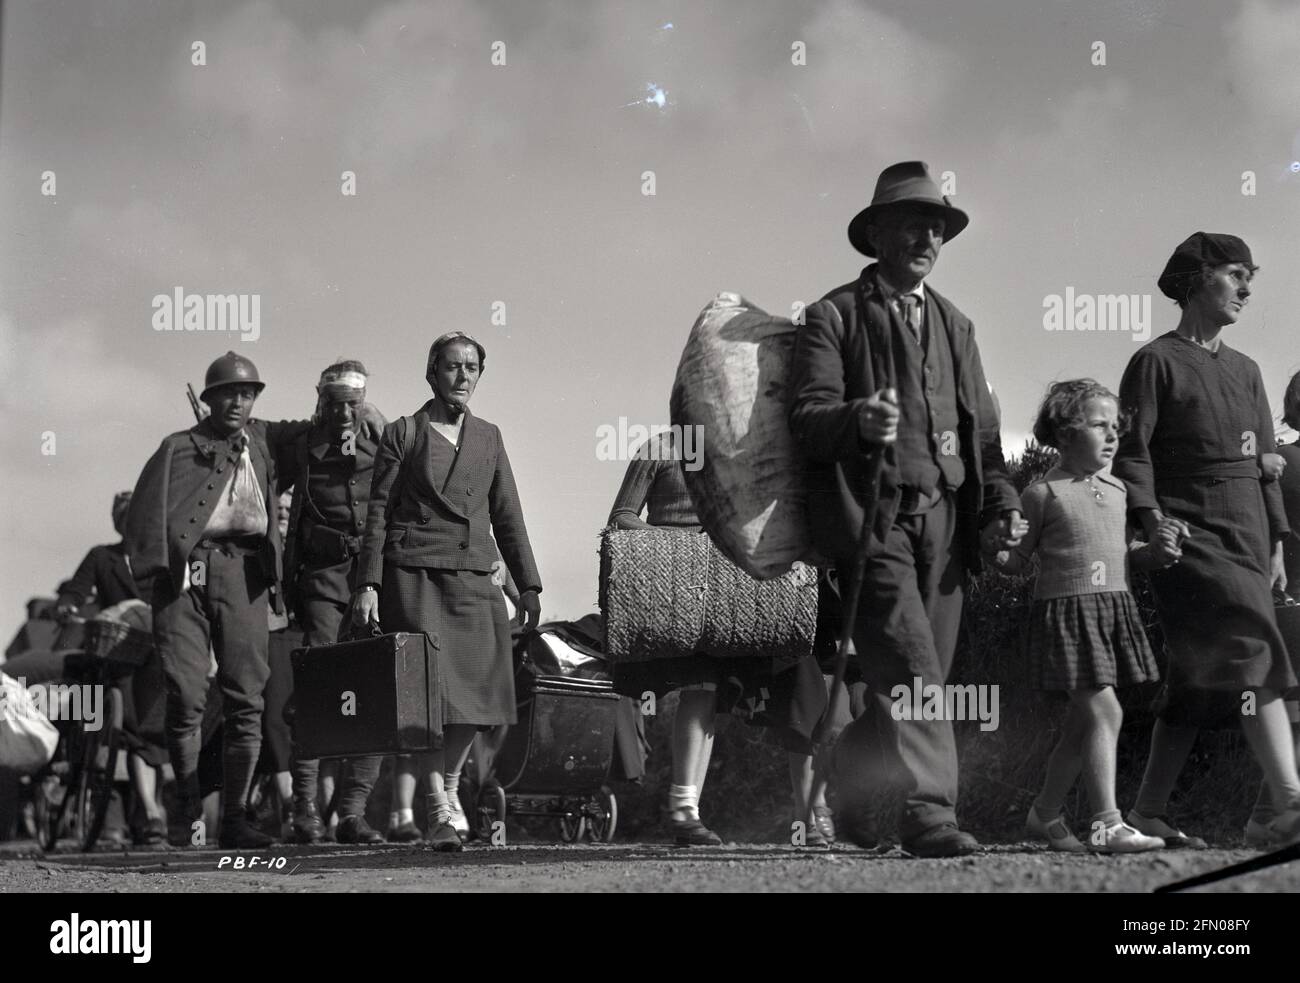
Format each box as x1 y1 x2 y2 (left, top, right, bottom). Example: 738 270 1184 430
899 294 922 343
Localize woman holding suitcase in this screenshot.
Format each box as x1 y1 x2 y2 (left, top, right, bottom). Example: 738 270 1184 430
353 332 542 851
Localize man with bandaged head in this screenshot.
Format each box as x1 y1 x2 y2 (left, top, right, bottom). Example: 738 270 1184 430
275 358 390 844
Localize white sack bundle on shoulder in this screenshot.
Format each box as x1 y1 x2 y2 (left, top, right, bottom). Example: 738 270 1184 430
670 292 824 579
0 670 60 774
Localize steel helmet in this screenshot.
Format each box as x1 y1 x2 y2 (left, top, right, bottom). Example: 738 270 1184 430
201 351 266 400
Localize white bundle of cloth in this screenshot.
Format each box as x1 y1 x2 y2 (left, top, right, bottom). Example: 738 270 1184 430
670 292 823 579
0 671 59 774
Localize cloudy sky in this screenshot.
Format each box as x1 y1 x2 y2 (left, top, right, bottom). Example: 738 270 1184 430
3 0 1299 644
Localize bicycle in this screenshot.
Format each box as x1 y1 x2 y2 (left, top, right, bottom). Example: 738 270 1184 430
27 614 149 851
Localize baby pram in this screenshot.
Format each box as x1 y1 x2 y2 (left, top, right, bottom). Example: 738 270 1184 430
471 616 628 843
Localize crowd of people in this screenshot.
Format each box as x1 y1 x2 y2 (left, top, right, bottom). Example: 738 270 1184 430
5 160 1300 858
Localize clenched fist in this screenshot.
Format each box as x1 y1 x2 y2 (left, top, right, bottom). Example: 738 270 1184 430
859 387 900 447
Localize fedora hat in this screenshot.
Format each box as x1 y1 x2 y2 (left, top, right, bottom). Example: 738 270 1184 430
847 161 969 257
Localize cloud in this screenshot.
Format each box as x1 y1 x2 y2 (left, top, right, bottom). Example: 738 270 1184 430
171 1 497 178
789 1 962 153
1225 0 1300 127
0 310 173 423
164 1 962 175
68 200 258 286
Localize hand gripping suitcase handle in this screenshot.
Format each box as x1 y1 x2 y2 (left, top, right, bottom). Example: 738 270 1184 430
337 619 385 643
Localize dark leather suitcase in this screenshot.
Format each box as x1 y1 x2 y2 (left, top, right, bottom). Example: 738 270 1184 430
1274 600 1300 697
290 631 442 758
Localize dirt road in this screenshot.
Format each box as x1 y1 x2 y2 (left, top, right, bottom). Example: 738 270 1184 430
2 840 1296 893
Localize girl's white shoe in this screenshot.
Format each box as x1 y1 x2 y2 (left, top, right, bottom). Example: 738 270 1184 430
1089 821 1165 853
1025 808 1086 853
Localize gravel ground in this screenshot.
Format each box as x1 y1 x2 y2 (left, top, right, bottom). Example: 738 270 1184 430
2 839 1297 893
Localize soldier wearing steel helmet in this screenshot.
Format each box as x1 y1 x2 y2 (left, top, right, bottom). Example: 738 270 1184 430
123 351 382 848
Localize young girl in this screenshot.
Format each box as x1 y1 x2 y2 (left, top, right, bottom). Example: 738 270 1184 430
996 380 1182 852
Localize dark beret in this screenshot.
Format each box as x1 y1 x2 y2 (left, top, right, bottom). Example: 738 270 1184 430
1157 232 1255 301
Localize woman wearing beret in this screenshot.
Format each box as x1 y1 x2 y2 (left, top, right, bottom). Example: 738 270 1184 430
1113 232 1300 847
353 332 542 850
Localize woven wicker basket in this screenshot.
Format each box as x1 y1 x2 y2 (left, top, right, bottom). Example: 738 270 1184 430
600 527 818 665
84 619 155 668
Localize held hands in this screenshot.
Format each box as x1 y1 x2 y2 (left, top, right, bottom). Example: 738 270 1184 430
1146 532 1181 568
980 510 1028 558
1136 516 1189 570
859 387 900 447
1155 516 1190 563
1261 452 1286 481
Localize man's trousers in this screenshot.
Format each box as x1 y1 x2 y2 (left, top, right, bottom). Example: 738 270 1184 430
836 493 967 841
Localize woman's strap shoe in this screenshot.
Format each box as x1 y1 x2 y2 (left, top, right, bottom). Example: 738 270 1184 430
671 818 722 846
811 805 837 846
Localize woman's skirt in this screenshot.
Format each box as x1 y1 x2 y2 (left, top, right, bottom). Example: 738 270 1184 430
380 562 516 727
1026 591 1159 691
1149 474 1296 724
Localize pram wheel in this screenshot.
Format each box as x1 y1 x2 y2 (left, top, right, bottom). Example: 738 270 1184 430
475 779 507 841
559 811 586 843
583 786 618 844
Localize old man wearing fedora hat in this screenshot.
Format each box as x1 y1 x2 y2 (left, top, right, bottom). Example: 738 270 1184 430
789 161 1024 857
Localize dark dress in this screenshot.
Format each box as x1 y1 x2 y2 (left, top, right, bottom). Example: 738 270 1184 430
1114 332 1295 725
1274 441 1300 694
1278 442 1300 589
380 425 516 727
607 432 828 753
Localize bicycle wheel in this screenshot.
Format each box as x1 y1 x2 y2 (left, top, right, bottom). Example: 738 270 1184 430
33 766 73 851
75 686 123 851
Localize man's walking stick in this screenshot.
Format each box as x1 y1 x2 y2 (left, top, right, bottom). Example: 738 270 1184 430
812 446 884 744
810 283 896 746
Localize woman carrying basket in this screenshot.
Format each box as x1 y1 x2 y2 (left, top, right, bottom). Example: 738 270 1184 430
607 431 829 846
353 333 542 851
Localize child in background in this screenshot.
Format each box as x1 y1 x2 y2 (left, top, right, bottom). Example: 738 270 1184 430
996 380 1183 852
